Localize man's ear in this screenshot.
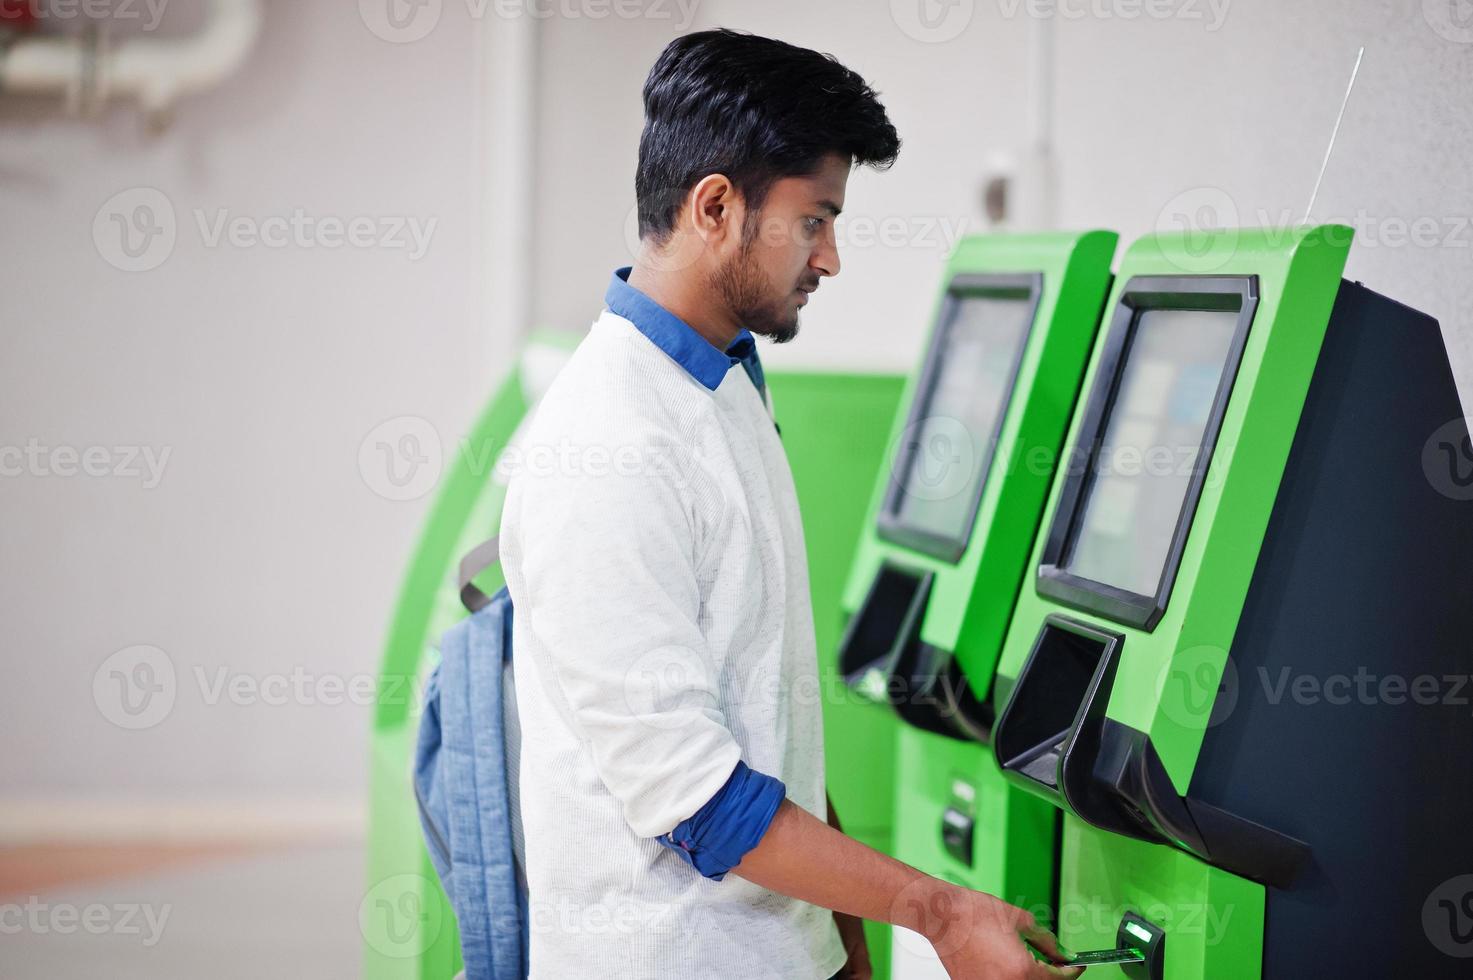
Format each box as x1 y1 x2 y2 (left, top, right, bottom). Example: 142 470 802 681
687 173 743 249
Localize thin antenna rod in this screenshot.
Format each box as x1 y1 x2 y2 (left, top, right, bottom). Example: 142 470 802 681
1304 46 1365 224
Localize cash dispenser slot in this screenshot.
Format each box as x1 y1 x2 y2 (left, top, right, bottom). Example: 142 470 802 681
993 615 1310 888
837 563 993 741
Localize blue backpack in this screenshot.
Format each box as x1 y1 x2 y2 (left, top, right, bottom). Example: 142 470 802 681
413 537 528 980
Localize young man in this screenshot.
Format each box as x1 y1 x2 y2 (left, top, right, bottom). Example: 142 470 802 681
500 29 1082 980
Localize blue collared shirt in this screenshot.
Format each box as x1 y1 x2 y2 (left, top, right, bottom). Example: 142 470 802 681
606 267 768 408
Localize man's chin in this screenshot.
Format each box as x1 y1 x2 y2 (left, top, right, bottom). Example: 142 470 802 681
752 315 800 345
769 323 799 344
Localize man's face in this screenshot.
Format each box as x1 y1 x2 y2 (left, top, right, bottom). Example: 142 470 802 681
710 153 849 344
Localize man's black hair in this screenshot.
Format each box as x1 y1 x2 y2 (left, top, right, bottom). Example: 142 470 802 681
636 29 901 243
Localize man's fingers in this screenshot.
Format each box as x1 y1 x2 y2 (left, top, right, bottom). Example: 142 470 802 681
1020 923 1066 961
1034 964 1085 979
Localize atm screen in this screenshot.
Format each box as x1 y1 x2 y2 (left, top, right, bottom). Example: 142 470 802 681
884 283 1037 559
1061 308 1240 597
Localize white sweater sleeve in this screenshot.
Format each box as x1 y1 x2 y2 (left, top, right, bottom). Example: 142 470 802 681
510 429 743 839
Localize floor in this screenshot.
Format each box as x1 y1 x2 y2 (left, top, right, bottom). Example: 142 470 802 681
0 841 365 979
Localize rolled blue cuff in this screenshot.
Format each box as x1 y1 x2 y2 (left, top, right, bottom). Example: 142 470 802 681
657 760 785 881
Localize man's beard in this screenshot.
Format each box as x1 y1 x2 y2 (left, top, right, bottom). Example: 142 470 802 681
709 240 804 345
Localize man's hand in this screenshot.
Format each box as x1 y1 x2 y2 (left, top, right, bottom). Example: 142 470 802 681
732 800 1081 980
909 881 1082 980
832 909 872 980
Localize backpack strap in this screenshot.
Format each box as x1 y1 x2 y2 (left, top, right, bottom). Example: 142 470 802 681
458 535 501 613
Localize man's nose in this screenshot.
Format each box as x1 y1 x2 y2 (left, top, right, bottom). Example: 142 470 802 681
810 236 840 278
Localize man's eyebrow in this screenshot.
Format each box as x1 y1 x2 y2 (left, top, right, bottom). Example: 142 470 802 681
816 199 843 218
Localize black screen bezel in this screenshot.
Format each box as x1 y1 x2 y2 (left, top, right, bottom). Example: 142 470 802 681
1036 275 1259 630
877 271 1044 564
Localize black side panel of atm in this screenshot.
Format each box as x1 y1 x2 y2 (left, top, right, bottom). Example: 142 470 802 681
1189 280 1473 976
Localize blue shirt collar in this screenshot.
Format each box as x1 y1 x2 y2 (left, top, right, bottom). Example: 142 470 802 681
606 267 756 391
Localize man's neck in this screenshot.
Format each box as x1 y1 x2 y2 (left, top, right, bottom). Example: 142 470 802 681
626 261 742 352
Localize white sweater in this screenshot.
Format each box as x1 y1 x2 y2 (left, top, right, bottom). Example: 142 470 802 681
499 309 847 979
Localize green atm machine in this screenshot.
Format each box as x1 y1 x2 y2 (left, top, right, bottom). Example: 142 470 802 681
991 224 1473 976
834 231 1117 975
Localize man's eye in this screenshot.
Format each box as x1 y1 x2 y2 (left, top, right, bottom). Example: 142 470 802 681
804 217 824 233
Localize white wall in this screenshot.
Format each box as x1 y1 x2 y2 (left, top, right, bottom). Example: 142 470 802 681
532 0 1034 376
0 0 514 831
532 0 1472 401
1049 0 1473 401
